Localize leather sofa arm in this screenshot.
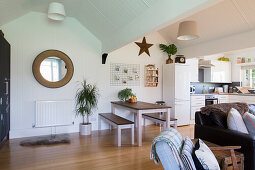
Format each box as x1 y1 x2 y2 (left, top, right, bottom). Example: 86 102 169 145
195 124 255 144
195 124 255 170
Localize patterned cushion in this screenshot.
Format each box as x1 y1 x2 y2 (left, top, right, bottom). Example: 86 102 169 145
249 104 255 115
192 139 220 170
227 108 248 134
243 112 255 135
181 137 196 170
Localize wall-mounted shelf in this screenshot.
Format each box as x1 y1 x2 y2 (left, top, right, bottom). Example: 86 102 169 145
237 62 255 66
145 64 158 87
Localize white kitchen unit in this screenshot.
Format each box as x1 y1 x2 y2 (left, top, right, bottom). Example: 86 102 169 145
190 95 205 123
163 64 191 126
204 60 232 83
186 58 199 82
218 95 229 103
229 95 255 104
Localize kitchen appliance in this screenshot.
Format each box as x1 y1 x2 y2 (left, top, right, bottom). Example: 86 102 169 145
175 55 185 63
205 95 218 106
190 85 195 94
214 87 223 93
223 85 229 93
163 64 191 126
199 59 215 68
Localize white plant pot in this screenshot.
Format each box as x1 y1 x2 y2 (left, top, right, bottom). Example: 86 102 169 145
80 123 92 136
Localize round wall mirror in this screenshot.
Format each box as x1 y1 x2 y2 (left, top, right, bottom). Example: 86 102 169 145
32 50 74 88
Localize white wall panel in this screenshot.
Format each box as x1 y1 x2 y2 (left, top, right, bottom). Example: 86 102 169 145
1 12 167 138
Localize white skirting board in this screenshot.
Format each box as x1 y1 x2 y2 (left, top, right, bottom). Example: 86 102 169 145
10 125 79 139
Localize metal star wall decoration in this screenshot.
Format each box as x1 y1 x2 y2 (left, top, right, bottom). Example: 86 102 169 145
135 37 153 56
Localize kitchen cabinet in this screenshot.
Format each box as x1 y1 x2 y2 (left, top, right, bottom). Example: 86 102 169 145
204 60 231 83
190 95 205 123
218 95 229 103
186 58 199 82
229 95 255 104
0 34 10 148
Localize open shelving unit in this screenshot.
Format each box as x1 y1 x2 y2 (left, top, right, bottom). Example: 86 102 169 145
145 64 158 87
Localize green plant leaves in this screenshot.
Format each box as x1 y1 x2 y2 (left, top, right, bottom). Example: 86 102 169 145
75 80 99 123
159 43 177 55
118 88 135 101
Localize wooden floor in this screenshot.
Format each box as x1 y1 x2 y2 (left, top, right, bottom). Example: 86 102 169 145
0 125 194 170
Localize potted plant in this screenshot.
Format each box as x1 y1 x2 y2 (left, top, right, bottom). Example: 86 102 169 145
118 88 136 102
159 43 177 64
75 80 99 136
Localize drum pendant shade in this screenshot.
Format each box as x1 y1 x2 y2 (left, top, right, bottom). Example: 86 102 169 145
177 21 199 40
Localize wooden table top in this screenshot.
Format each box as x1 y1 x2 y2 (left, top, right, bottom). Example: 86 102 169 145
111 101 171 110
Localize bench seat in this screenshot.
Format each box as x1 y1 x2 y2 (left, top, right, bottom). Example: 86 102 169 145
98 113 134 147
99 113 134 125
142 113 177 129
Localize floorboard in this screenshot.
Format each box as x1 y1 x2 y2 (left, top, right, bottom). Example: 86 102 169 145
0 125 194 170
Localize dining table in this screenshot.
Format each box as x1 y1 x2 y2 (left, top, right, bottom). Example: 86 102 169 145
111 101 172 146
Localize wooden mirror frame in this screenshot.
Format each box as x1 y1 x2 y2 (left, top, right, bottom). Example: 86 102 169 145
32 50 74 88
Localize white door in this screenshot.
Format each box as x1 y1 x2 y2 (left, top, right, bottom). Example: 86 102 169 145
175 100 190 126
175 65 190 100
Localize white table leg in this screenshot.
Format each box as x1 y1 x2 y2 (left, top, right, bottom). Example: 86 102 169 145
134 114 137 127
131 124 134 145
98 116 101 131
117 126 121 147
174 120 177 129
166 108 170 128
110 104 116 130
111 103 116 114
137 110 142 146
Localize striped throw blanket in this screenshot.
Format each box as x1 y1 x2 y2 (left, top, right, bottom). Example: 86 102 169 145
150 128 184 169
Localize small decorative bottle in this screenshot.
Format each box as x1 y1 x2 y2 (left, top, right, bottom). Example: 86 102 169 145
203 86 207 94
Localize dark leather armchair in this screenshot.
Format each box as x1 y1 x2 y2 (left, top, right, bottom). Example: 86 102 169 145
195 111 255 170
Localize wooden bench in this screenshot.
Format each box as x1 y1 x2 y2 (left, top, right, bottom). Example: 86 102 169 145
98 113 134 147
142 113 177 130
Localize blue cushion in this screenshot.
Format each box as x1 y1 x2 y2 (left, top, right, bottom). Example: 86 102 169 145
155 142 181 170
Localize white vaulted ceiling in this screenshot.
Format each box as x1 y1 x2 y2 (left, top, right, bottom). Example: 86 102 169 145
0 0 156 38
0 0 220 52
158 0 255 49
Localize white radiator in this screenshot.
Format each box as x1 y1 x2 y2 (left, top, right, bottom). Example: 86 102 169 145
35 100 73 128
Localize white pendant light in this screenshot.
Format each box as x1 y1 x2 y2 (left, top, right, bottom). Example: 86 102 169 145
48 2 66 21
177 21 199 40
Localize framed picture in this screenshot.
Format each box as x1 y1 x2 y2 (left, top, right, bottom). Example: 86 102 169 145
115 65 120 71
